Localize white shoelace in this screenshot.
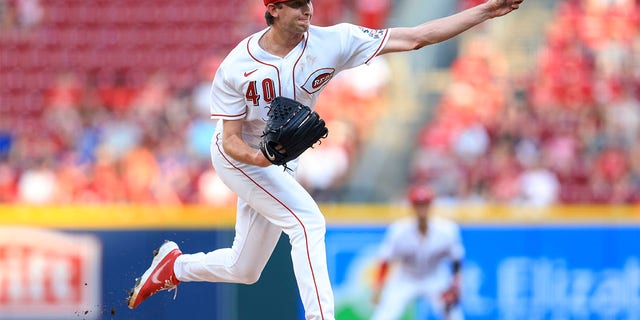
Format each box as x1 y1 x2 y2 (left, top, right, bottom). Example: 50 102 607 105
161 277 179 300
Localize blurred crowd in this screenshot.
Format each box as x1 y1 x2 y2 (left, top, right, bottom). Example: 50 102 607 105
411 0 640 205
2 0 639 206
0 0 391 204
0 0 44 31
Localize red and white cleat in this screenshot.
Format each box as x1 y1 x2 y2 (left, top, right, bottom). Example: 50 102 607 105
127 240 182 309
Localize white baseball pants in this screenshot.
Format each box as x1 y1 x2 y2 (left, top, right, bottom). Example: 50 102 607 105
173 133 335 320
371 270 464 320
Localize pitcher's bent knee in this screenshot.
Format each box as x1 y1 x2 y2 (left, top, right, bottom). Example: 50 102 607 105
304 213 326 235
229 265 262 284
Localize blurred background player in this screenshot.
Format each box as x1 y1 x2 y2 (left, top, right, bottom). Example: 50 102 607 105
371 184 465 320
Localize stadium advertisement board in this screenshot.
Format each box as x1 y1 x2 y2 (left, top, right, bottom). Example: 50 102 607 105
2 205 639 319
328 225 640 320
0 227 101 320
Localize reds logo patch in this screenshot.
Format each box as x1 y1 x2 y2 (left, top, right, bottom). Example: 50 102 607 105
301 68 335 94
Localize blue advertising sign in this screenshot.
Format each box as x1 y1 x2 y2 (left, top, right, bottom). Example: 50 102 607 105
0 227 299 320
326 224 640 320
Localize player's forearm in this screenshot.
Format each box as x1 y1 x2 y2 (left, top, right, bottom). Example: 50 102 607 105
222 120 271 167
413 3 493 48
452 260 462 274
381 3 493 54
223 139 270 167
451 260 462 285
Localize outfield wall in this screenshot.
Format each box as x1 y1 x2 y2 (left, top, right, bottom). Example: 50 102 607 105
0 205 638 320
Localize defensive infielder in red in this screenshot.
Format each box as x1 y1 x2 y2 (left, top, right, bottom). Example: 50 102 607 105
127 0 525 319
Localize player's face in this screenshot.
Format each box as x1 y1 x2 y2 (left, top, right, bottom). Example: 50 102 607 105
277 0 313 32
413 203 430 219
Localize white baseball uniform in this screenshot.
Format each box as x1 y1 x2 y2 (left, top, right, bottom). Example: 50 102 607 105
372 216 465 320
173 24 389 320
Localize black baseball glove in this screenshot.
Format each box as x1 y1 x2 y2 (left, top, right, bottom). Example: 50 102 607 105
259 96 328 167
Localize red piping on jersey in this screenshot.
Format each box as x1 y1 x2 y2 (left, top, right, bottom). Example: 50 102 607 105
246 35 283 97
214 132 326 319
290 31 310 101
211 111 247 119
365 29 390 65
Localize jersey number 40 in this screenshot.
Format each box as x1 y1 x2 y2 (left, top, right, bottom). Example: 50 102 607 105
246 79 277 106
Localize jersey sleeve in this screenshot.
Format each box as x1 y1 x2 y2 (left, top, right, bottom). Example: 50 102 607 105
210 64 247 121
448 223 465 261
376 221 404 262
334 23 389 71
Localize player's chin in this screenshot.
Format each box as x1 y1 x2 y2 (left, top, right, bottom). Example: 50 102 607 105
297 19 310 29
